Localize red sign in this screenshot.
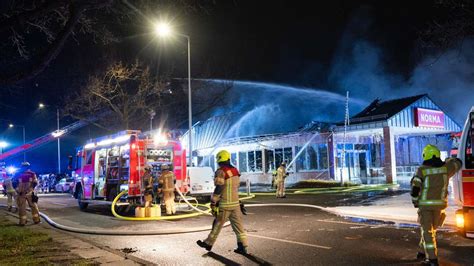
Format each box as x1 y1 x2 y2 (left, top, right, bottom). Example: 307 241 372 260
414 108 445 128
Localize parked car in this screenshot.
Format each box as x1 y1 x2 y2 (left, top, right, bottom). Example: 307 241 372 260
54 178 74 193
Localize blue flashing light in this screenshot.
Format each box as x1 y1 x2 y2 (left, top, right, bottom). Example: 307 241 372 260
7 166 17 174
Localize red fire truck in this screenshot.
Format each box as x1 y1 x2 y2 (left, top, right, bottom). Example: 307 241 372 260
453 107 474 238
72 130 189 210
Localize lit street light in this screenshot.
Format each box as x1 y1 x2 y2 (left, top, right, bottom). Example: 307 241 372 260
8 123 27 162
39 103 62 173
0 141 8 154
154 22 193 166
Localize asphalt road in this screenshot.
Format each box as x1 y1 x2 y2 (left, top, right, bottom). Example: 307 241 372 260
1 192 473 265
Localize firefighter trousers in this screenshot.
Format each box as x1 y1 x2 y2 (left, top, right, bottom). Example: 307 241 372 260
276 181 285 197
144 192 153 208
7 191 15 210
17 194 40 225
204 207 248 247
418 209 445 260
163 191 176 215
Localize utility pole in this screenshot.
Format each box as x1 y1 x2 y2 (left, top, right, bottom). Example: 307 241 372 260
57 108 61 174
341 91 350 185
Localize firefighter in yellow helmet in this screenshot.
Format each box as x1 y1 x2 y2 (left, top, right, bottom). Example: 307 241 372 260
411 144 462 265
197 150 248 254
16 162 40 225
142 165 155 208
275 161 288 198
158 164 176 215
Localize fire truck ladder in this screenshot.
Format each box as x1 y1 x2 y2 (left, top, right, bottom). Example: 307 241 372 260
0 117 99 161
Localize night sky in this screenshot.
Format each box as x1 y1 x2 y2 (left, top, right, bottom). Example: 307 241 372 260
1 0 472 172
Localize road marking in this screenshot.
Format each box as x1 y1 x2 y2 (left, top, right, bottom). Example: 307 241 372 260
50 202 68 206
247 234 332 250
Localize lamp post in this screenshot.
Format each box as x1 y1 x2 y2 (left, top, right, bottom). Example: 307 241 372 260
9 124 26 162
154 22 193 166
39 103 61 173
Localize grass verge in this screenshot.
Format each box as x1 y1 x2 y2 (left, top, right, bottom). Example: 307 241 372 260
0 216 95 265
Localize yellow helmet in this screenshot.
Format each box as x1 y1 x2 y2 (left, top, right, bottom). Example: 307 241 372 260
216 150 231 163
423 144 440 161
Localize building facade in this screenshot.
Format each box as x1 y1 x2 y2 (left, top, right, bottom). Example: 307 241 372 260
181 94 461 187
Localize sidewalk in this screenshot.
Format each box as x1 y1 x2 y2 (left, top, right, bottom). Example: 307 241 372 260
326 192 457 227
1 209 148 265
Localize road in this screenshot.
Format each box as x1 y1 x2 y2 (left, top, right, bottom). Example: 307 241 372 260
1 192 473 265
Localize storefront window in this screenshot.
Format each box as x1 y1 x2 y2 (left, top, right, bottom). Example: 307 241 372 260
248 151 256 172
308 146 317 170
231 153 237 167
265 149 275 172
239 152 247 173
256 150 263 172
318 144 328 169
275 148 283 167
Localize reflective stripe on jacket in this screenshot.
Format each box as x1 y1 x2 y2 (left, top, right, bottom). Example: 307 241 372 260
411 158 461 210
159 171 175 192
214 165 241 209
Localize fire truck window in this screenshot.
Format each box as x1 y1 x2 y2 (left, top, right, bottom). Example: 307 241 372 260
96 149 107 177
119 145 130 179
107 147 120 180
86 151 93 165
466 129 473 169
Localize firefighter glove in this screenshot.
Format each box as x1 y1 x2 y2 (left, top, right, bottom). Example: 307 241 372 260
240 201 247 215
211 205 219 216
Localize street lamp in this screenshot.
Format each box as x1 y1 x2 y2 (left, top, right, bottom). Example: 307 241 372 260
39 103 62 173
8 124 26 162
0 141 8 154
154 22 193 166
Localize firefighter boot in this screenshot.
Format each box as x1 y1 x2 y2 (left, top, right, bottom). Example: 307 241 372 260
196 240 212 251
422 259 439 266
234 242 248 255
416 252 426 260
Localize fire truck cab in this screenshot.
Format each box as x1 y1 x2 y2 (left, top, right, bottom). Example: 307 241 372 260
453 107 474 238
72 130 196 210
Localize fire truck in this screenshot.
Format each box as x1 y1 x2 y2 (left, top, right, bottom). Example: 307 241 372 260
72 130 211 210
453 107 474 238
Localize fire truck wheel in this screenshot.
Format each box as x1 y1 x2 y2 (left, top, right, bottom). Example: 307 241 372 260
77 187 89 210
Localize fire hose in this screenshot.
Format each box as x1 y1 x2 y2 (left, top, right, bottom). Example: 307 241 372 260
110 184 256 221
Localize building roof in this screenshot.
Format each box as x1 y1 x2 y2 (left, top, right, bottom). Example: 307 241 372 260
349 94 427 125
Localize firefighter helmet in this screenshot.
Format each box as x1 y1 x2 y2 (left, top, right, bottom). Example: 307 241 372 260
423 144 441 161
144 164 152 171
281 161 287 166
216 150 231 163
161 164 170 170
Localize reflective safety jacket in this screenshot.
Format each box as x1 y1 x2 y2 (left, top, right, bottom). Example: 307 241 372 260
411 158 462 210
3 176 15 193
212 165 241 209
158 170 175 192
275 166 286 183
16 170 38 195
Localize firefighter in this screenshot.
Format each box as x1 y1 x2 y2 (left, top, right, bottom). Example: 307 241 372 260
4 174 16 212
197 150 248 255
142 165 154 208
411 144 462 266
158 164 176 215
271 168 277 189
16 162 40 225
275 162 287 198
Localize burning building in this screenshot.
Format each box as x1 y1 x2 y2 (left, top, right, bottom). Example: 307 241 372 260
181 94 460 187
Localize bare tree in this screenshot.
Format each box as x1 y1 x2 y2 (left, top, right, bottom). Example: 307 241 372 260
418 0 474 54
0 0 216 87
63 60 233 131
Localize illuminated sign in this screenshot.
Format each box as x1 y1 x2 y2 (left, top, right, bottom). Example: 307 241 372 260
414 108 445 128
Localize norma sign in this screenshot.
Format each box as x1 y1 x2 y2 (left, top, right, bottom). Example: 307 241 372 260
414 108 445 128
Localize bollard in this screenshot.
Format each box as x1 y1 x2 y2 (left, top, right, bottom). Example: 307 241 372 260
246 179 251 196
